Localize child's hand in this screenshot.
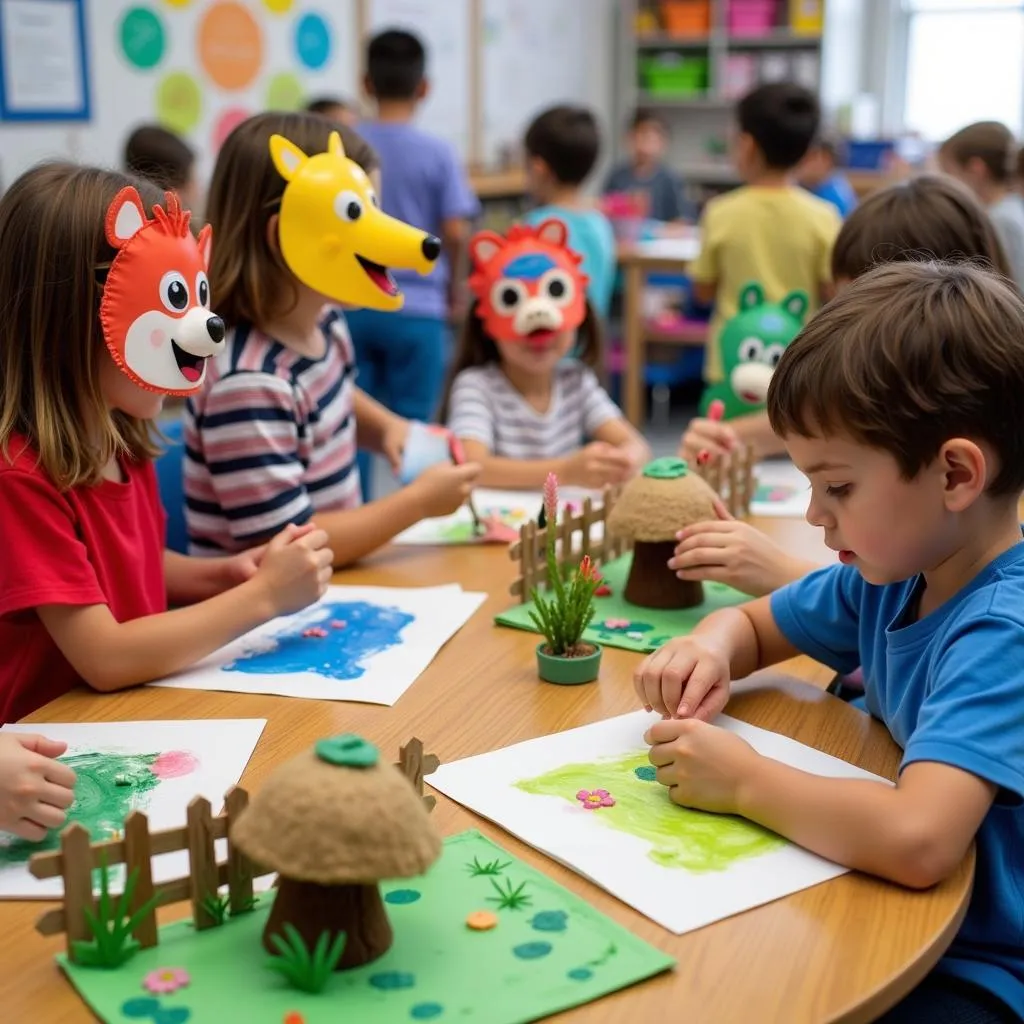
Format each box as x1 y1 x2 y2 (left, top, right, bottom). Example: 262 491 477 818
0 734 77 841
410 462 481 518
563 442 635 488
679 417 740 466
634 636 731 720
668 497 809 596
644 718 758 815
381 417 411 474
221 544 267 588
252 523 334 615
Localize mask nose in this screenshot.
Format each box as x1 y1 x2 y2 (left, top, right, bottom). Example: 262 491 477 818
206 316 226 343
422 236 442 262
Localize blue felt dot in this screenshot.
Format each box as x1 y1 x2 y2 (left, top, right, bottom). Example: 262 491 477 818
121 999 160 1019
410 1004 444 1020
294 12 331 70
513 941 552 960
634 765 657 782
154 1009 191 1024
369 971 416 990
385 888 422 905
568 967 593 981
529 910 568 932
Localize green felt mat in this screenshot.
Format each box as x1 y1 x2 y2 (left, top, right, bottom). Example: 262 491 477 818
496 554 750 653
60 830 674 1024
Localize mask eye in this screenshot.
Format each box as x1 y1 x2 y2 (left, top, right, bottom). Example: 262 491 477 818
195 271 210 309
738 337 764 362
491 278 527 313
160 271 189 312
540 269 574 307
763 342 786 368
333 190 363 222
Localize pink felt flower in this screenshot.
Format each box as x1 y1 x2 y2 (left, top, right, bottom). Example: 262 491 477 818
543 472 559 526
143 967 190 994
603 618 630 629
576 789 615 810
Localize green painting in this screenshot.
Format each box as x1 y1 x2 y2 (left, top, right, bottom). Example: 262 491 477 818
516 752 784 872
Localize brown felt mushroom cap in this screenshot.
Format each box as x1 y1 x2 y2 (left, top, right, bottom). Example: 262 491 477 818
607 459 718 542
230 744 441 885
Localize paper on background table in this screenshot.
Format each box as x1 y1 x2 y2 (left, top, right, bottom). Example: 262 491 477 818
750 459 811 518
430 711 890 935
0 719 265 900
152 584 485 705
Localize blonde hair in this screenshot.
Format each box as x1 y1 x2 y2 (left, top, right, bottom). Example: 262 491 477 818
0 162 163 489
205 111 380 330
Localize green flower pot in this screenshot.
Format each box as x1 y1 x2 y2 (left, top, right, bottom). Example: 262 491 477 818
536 642 602 685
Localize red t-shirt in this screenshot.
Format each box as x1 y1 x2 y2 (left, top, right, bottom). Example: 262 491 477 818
0 438 167 722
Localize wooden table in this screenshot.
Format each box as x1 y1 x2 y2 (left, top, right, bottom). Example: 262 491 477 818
0 517 973 1023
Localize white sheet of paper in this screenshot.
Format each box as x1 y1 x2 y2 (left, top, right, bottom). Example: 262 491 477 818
750 459 812 518
1 0 85 114
0 719 265 900
151 584 485 705
430 710 890 935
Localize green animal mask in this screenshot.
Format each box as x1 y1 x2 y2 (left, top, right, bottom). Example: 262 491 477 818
701 283 808 420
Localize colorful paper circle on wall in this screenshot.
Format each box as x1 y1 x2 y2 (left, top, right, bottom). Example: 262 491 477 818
212 106 251 149
156 71 202 134
120 7 165 70
266 71 304 111
294 12 331 70
262 0 294 11
199 1 264 90
162 0 193 7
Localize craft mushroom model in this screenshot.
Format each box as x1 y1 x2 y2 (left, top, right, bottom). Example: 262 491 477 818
606 457 718 610
230 733 441 970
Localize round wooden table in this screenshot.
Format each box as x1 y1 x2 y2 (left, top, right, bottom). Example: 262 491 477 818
0 517 973 1023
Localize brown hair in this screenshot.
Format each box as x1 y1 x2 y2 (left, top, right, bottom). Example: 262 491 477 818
940 121 1016 184
438 300 604 422
767 260 1024 497
124 124 195 191
0 163 163 489
831 175 1011 282
205 111 380 330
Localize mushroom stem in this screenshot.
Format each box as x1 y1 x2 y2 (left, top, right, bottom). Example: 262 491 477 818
263 878 394 970
624 540 704 610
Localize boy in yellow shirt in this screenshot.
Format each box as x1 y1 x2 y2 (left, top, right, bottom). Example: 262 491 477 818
682 82 840 462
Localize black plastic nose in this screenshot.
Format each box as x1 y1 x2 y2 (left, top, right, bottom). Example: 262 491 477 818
422 235 442 262
206 315 225 343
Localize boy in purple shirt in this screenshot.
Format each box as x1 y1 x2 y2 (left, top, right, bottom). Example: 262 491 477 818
349 29 480 497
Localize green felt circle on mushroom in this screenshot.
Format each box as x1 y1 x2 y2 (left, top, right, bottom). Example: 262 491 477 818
642 457 689 480
315 733 379 768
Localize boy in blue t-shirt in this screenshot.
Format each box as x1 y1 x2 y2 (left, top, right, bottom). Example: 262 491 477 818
797 132 857 218
521 105 616 319
636 261 1024 1024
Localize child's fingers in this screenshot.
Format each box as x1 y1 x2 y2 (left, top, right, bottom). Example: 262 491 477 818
14 734 68 759
711 496 735 522
634 649 677 714
42 757 76 789
27 800 69 830
11 818 48 842
676 661 726 720
296 528 330 552
38 779 76 809
318 566 333 586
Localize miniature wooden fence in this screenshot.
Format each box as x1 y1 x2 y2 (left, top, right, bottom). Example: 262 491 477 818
395 737 440 813
694 444 756 519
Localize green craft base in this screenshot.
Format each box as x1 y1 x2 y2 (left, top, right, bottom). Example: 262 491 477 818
498 554 750 653
536 642 602 685
60 830 673 1024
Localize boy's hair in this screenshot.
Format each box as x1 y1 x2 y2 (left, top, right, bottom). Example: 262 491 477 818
0 162 162 488
737 82 819 170
438 300 604 422
940 121 1016 184
305 95 351 116
831 174 1011 282
366 29 426 100
123 124 195 191
767 261 1024 497
630 107 667 134
206 112 379 330
525 105 601 186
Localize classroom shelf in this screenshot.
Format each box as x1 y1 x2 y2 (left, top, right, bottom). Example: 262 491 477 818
724 30 821 48
636 33 712 49
635 93 733 109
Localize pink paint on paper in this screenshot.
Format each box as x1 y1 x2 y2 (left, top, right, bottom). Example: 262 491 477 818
151 751 199 780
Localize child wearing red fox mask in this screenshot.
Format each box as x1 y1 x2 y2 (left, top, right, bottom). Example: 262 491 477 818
440 219 649 489
0 163 333 725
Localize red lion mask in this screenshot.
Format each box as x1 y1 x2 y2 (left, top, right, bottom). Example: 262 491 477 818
468 219 588 344
99 187 225 396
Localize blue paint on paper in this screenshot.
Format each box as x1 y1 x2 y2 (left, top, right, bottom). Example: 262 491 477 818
224 601 414 681
634 765 657 782
529 910 568 932
512 941 552 960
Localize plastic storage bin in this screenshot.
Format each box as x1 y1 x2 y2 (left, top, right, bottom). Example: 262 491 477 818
728 0 778 35
789 0 824 35
639 53 709 96
845 139 896 171
660 1 711 36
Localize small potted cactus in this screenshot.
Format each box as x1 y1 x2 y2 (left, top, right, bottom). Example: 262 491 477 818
530 474 602 685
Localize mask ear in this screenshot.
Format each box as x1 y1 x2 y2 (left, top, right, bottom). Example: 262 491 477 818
536 218 568 248
738 282 764 310
327 131 347 159
470 231 504 268
106 187 148 250
269 134 309 182
197 224 213 270
781 290 809 322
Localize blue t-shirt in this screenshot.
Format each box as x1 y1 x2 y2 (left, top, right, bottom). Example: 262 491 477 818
771 545 1024 1019
523 206 617 318
355 121 481 320
805 173 858 219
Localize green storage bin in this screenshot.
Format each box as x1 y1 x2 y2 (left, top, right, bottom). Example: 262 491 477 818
639 54 709 96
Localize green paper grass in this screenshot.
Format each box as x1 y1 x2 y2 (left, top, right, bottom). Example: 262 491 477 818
266 924 347 993
200 892 230 926
466 856 511 877
486 877 532 911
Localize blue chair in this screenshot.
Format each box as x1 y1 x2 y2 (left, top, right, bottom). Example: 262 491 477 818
156 417 189 554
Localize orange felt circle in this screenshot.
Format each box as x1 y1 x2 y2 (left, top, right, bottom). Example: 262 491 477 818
198 1 263 91
465 910 498 931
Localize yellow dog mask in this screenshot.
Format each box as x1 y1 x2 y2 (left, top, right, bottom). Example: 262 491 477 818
269 130 441 311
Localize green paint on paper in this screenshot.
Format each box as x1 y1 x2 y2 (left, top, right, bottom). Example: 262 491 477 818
516 751 785 872
633 765 657 782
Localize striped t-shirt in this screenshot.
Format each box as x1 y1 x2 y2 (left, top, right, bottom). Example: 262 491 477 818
183 309 360 555
446 362 622 458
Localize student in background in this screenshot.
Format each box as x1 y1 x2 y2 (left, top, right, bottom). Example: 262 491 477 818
0 163 333 722
124 124 200 213
523 106 617 318
348 29 481 498
305 95 359 129
796 132 857 218
680 82 840 464
939 120 1024 290
602 108 690 223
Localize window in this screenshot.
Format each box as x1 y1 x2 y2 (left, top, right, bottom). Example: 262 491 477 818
902 0 1024 141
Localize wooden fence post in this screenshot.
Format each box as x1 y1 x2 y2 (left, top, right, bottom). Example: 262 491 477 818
60 825 95 962
223 787 255 915
396 739 440 812
186 797 218 930
123 811 158 948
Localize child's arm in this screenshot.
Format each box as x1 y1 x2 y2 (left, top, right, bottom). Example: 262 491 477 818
353 387 408 474
590 417 652 473
163 548 264 605
0 733 76 841
460 439 635 491
442 217 472 321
